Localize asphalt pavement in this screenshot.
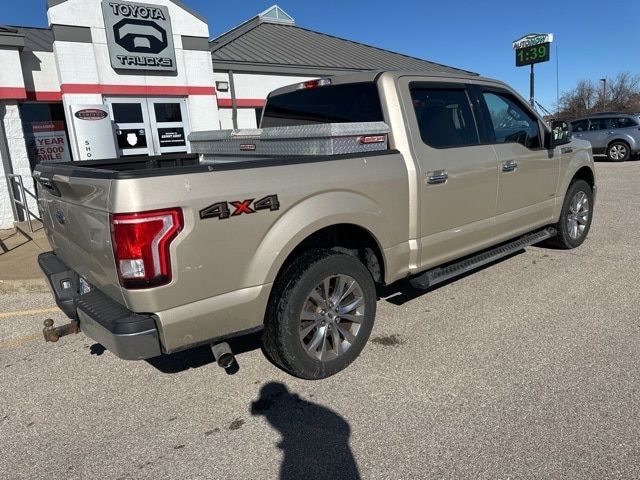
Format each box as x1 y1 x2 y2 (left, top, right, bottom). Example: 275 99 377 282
1 161 639 479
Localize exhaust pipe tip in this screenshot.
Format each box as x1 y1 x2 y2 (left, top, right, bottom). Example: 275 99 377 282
217 352 235 369
210 342 235 370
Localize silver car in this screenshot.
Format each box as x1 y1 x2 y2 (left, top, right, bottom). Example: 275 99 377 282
570 113 640 161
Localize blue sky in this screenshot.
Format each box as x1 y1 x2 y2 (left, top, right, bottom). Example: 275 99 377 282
5 1 640 111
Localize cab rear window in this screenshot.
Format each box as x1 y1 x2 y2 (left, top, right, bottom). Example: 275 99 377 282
261 82 384 128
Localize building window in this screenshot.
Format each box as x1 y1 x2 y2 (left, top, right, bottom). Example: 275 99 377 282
19 103 72 168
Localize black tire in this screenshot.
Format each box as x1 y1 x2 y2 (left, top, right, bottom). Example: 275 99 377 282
263 249 376 379
550 179 593 249
607 141 630 162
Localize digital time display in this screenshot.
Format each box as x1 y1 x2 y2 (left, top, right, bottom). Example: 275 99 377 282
515 42 551 67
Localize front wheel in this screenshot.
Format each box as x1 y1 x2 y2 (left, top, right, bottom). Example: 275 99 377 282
263 249 376 379
550 179 593 249
607 141 630 162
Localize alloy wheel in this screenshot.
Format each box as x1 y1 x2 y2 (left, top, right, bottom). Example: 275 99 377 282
567 191 589 240
299 274 365 361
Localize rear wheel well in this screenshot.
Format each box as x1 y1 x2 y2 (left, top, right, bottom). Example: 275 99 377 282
278 224 385 286
608 138 629 150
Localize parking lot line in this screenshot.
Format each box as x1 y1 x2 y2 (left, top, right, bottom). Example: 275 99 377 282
0 332 42 350
0 307 59 320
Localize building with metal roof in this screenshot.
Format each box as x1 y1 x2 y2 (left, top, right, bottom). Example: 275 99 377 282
210 6 473 77
210 5 476 129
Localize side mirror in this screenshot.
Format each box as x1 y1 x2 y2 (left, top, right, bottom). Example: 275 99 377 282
546 120 572 148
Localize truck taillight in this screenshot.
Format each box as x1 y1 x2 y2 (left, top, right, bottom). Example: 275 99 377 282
110 208 183 289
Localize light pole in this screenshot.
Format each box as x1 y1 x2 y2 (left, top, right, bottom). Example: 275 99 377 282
600 78 607 111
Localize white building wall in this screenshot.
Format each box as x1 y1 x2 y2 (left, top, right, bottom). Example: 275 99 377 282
233 73 316 99
20 51 61 94
187 94 219 131
53 41 101 85
0 46 28 229
47 1 211 86
217 108 233 130
48 0 218 156
0 49 27 92
183 50 219 131
0 102 37 229
48 0 207 36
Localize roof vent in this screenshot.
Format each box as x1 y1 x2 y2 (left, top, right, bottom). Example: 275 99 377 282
258 5 295 24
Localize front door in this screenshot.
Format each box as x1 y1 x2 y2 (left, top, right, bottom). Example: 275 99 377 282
105 98 190 157
400 78 500 270
475 88 559 239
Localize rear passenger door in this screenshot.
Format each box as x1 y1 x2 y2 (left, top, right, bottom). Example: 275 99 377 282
401 80 500 270
475 87 558 238
582 117 610 154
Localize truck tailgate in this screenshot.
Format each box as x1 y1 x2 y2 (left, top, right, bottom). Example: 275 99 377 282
35 171 124 305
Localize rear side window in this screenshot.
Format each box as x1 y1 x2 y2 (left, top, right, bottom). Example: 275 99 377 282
261 82 384 127
614 117 638 128
482 91 541 149
410 87 479 148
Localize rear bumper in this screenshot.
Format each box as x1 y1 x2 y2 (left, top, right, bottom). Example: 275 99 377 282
38 252 162 360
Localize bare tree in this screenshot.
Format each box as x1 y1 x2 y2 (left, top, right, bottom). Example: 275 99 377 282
557 72 640 119
605 72 640 112
558 80 597 118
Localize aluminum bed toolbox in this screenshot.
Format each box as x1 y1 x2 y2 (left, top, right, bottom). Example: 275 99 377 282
188 122 390 162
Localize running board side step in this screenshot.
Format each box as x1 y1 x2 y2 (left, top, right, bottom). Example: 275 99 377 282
409 227 555 290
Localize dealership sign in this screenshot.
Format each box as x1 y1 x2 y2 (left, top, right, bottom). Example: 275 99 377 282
512 33 554 50
102 1 176 72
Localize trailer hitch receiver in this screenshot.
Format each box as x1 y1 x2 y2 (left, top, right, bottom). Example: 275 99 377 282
43 318 80 343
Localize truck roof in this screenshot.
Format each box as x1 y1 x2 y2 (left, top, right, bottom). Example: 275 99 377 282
267 70 511 98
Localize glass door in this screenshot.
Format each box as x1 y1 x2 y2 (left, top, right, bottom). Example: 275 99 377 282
105 98 190 157
148 99 190 155
106 99 153 157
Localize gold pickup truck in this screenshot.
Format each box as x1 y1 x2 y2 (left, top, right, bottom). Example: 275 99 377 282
34 71 595 379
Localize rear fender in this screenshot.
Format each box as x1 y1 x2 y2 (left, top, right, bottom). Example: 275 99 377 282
242 191 391 287
608 134 638 152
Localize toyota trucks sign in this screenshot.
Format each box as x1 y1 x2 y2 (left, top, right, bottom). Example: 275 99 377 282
102 1 176 72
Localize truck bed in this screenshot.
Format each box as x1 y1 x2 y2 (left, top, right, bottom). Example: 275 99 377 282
34 150 396 179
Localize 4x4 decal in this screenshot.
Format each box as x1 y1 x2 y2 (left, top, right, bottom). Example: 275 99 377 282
200 195 280 220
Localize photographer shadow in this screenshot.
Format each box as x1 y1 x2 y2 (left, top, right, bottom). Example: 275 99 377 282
251 382 361 480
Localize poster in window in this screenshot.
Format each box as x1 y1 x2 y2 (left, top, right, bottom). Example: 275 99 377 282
158 127 186 148
27 121 71 163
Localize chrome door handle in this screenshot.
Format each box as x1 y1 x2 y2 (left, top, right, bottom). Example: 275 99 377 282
427 171 448 184
502 161 518 172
